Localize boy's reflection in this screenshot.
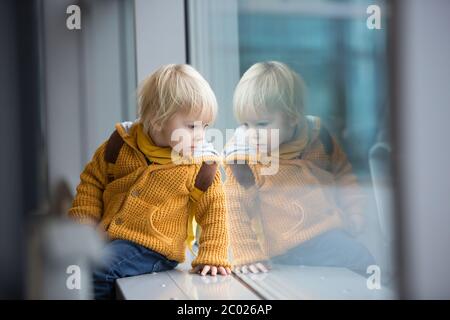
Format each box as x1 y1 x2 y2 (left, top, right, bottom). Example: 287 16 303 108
224 61 375 276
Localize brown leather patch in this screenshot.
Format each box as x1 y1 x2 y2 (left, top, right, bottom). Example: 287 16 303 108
230 164 255 188
104 129 125 164
194 162 218 192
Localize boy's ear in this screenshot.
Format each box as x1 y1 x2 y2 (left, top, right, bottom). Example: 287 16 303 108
150 120 162 132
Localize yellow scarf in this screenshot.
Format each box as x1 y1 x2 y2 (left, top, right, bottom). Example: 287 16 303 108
136 123 174 164
136 122 201 255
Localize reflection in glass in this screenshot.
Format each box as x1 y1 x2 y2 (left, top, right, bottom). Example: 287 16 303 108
188 0 395 299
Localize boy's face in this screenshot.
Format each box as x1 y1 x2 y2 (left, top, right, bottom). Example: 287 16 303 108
240 110 297 153
150 110 209 155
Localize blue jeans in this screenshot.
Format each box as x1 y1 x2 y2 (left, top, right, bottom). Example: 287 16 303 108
93 239 178 300
271 229 376 276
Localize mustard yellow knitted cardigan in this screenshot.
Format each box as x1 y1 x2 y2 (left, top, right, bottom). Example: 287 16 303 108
68 121 231 268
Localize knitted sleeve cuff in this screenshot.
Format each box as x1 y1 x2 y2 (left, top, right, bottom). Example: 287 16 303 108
191 245 232 269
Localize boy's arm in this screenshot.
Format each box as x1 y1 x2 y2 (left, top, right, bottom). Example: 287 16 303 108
68 141 109 225
224 167 268 266
191 165 231 269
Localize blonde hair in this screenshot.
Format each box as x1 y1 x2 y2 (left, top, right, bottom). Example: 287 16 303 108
137 64 218 131
233 61 306 123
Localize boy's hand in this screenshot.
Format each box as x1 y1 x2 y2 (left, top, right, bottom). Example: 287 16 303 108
233 261 271 274
190 265 232 276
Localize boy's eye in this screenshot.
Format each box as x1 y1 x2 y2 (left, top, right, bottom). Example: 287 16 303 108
186 123 208 130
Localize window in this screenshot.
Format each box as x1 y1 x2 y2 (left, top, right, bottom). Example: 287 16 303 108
187 0 395 299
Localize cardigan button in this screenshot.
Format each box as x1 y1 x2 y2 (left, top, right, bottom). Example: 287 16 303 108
131 190 140 197
115 217 124 225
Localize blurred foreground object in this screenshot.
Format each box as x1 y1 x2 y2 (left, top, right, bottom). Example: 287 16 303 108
27 180 104 299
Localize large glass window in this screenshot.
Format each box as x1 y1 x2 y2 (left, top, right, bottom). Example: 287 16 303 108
188 0 395 299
